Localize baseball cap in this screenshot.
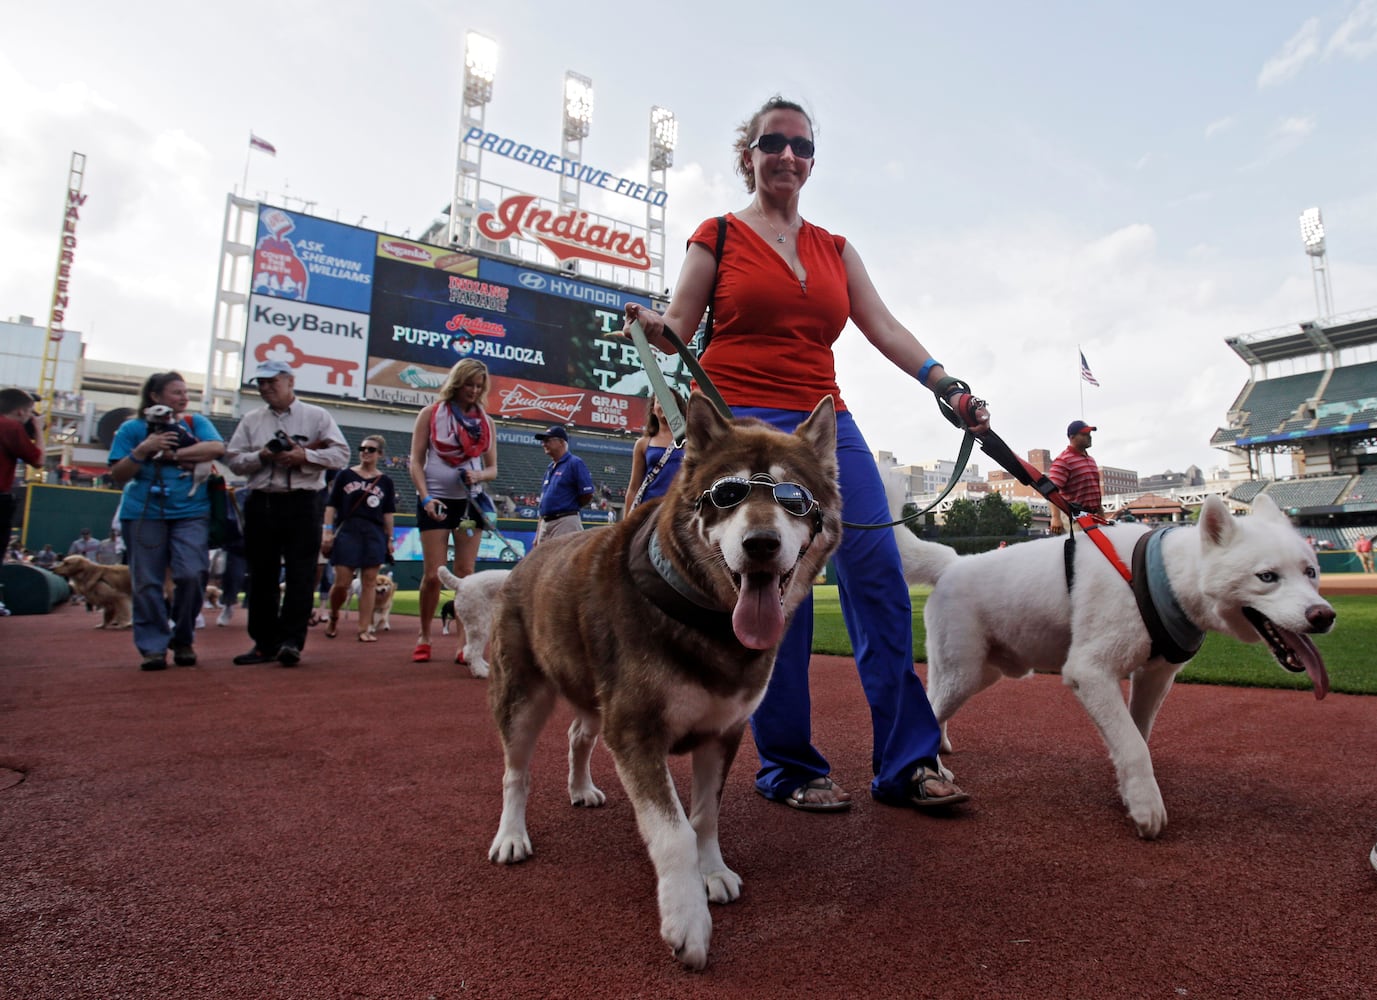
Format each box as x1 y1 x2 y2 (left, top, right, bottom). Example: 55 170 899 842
1067 420 1097 437
252 359 295 380
534 425 568 442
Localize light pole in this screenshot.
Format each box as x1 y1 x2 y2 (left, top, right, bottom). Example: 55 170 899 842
450 31 498 248
646 106 677 293
1299 207 1334 319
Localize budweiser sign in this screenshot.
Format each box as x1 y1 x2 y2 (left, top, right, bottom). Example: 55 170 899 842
496 382 586 422
476 195 651 271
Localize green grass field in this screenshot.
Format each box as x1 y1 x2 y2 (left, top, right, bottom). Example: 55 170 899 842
385 587 1376 696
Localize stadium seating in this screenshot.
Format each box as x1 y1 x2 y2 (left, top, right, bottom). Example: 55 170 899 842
1227 371 1324 438
1259 476 1349 510
1226 479 1270 503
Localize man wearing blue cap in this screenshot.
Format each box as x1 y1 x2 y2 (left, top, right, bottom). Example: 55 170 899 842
1048 419 1102 535
533 424 593 546
224 360 349 665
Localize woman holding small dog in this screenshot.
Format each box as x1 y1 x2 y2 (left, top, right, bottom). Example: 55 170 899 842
409 358 499 664
321 434 396 641
623 390 689 514
624 96 992 813
108 371 225 670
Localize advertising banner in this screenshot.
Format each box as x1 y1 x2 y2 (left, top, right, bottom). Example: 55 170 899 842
252 207 376 313
244 295 370 399
246 204 695 427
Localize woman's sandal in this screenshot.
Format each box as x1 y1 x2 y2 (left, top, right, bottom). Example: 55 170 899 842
357 631 377 643
412 642 432 663
903 766 970 810
324 612 338 639
778 776 852 813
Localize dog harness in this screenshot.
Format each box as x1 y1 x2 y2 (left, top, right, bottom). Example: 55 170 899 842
1130 526 1205 664
626 510 734 637
1064 525 1203 664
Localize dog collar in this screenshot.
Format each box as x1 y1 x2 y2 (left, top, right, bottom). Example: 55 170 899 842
1131 527 1205 665
628 511 734 635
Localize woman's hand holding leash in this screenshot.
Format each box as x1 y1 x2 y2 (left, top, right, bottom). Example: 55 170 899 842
622 303 674 354
932 375 991 436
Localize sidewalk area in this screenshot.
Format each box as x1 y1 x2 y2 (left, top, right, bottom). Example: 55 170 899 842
2 603 1375 998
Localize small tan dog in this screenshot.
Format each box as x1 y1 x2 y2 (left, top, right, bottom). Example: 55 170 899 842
368 574 396 634
51 555 133 629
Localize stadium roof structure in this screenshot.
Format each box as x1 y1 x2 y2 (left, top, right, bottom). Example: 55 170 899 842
1225 307 1377 366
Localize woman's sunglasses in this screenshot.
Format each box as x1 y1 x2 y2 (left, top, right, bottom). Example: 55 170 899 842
695 474 818 518
749 133 815 158
359 445 380 453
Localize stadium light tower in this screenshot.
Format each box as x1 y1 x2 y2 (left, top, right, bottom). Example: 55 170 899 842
450 31 498 247
1299 207 1334 319
645 106 677 292
558 72 594 223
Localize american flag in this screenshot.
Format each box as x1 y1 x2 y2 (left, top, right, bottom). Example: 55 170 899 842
1080 350 1100 387
249 133 277 156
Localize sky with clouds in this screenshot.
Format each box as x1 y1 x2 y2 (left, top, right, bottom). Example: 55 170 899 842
4 0 1376 479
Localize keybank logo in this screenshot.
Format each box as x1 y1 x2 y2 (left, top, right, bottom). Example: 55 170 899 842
518 272 546 290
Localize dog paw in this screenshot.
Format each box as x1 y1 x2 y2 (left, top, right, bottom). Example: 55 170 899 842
569 783 606 807
1123 778 1168 839
467 658 490 679
702 867 742 904
488 829 533 864
660 890 712 971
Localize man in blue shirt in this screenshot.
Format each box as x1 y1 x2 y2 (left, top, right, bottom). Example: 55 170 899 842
534 425 593 546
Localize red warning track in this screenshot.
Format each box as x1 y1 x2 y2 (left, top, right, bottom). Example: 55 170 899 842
2 603 1374 998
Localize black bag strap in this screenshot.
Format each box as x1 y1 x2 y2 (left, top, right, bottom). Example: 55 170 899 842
699 215 727 353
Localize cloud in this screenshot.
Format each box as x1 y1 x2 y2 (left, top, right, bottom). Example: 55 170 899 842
1326 0 1377 59
1257 17 1320 88
1239 115 1316 171
1204 116 1235 139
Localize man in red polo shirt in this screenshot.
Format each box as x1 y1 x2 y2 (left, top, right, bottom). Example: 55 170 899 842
1 388 45 562
1048 419 1101 535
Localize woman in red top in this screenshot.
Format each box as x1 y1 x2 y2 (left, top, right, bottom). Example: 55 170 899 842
626 96 990 813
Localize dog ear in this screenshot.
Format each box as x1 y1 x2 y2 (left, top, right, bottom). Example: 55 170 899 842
684 390 733 459
794 395 837 470
1198 494 1236 548
1248 493 1288 523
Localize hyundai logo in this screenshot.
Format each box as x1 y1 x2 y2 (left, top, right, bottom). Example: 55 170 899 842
518 272 546 290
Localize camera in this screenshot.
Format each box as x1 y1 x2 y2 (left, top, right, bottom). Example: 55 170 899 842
265 429 304 454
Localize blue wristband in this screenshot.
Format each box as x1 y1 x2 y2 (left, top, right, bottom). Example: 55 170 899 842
422 495 434 507
917 358 941 386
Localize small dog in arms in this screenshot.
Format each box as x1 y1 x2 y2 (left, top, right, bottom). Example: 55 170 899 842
486 393 841 969
895 493 1335 839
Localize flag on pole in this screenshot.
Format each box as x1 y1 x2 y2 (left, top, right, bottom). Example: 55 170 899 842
1080 350 1100 387
249 133 277 156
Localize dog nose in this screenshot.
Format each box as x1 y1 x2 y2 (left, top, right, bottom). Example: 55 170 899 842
1306 604 1336 633
741 530 781 561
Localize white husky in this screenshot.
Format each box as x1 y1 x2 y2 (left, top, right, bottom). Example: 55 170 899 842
436 566 510 678
896 494 1335 839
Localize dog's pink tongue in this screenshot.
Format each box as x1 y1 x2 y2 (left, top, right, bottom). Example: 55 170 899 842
1288 629 1330 700
732 573 784 650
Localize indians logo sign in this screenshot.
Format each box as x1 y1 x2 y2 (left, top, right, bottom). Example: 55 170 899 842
476 194 650 271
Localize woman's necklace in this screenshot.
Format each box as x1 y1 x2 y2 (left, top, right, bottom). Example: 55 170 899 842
752 205 798 245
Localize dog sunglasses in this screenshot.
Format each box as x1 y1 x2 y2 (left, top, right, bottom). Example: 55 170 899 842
748 133 815 158
696 474 818 518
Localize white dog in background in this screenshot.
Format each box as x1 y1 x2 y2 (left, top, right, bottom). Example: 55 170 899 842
436 566 510 678
895 492 1335 839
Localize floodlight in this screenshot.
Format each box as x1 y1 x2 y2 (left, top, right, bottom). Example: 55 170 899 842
563 72 594 139
464 32 497 106
650 106 678 169
1299 207 1325 256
